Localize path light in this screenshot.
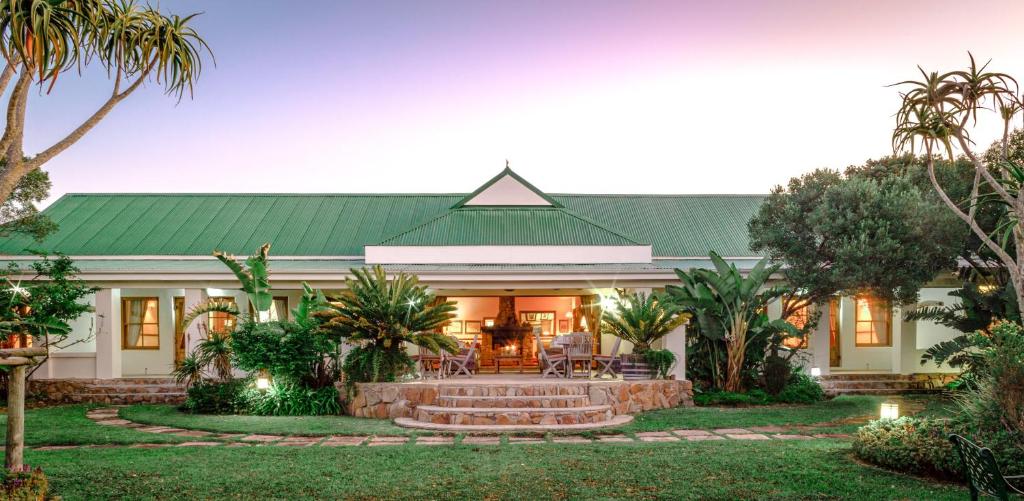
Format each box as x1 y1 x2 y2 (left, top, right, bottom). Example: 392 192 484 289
880 402 899 420
256 369 271 390
810 367 821 378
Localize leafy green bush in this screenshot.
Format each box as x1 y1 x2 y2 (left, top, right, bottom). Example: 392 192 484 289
243 382 341 416
341 345 413 391
231 319 342 389
853 416 1024 480
694 389 770 406
181 379 249 414
643 349 677 379
1 466 48 500
774 371 825 404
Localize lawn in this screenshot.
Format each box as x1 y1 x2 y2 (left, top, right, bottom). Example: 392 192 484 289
0 405 188 446
120 395 948 438
602 395 947 435
3 396 966 498
121 404 412 436
26 439 964 500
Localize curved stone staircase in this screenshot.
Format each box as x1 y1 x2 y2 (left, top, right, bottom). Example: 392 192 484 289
394 382 633 432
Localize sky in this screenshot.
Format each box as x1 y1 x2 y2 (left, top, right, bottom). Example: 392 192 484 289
19 0 1024 206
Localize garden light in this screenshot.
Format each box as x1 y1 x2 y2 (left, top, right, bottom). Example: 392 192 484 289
256 369 271 390
880 402 899 420
810 367 821 377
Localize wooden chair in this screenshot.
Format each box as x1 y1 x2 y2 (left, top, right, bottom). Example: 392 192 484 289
565 332 593 379
536 332 567 378
413 346 442 379
445 335 478 378
594 336 622 378
949 434 1024 500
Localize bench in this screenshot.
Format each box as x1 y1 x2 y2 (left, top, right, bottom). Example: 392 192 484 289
949 434 1024 500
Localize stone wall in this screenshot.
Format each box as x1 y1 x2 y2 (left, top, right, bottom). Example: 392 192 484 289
28 377 186 405
347 379 693 419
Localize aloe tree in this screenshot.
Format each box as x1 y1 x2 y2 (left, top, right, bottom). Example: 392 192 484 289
182 243 274 329
0 0 212 206
892 54 1024 315
316 266 456 383
665 252 795 392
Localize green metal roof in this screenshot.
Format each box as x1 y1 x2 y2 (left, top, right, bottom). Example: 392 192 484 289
0 192 765 258
376 207 643 246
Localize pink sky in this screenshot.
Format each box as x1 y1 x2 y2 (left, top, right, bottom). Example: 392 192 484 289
18 0 1024 206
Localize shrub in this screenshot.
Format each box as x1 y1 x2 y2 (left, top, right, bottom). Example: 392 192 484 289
181 379 249 414
1 466 48 500
694 389 770 406
341 344 414 391
853 416 1024 480
243 381 341 416
774 370 825 404
643 349 677 379
231 319 342 389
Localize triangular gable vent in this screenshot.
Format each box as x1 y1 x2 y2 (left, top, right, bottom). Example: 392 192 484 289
454 165 562 208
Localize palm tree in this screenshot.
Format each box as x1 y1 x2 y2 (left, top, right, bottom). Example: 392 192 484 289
665 252 795 392
0 0 212 206
316 266 456 383
601 291 686 353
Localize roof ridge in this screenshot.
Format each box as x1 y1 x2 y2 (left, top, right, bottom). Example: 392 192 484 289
374 210 455 245
558 209 646 246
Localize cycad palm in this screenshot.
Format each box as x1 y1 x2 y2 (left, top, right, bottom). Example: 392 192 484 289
316 266 456 382
601 292 685 353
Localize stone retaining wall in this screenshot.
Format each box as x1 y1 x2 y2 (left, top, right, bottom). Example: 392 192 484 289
28 378 186 405
347 379 693 419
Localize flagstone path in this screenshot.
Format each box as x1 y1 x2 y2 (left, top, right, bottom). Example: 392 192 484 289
27 407 853 451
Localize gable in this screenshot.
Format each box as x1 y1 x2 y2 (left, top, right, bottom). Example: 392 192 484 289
453 167 562 208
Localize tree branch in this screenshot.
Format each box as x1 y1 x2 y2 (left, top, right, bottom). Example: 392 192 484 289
26 70 150 171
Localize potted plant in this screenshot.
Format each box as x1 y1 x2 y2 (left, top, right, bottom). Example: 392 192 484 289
602 292 687 380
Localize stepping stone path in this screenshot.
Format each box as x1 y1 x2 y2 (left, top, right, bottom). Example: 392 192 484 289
27 406 852 451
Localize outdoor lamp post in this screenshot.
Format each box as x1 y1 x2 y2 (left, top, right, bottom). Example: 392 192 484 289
880 402 899 420
256 369 271 390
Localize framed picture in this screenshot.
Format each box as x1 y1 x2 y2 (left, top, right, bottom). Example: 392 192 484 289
483 317 495 328
465 320 481 334
558 319 570 333
527 312 537 321
445 320 463 335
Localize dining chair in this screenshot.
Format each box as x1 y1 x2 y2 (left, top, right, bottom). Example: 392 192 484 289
594 336 621 378
536 331 567 378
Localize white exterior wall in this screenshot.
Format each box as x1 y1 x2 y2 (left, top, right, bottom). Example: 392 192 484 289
120 288 183 376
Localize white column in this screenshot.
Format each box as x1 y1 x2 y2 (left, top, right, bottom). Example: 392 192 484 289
94 288 121 379
809 303 832 375
664 322 687 380
890 305 903 374
183 289 209 355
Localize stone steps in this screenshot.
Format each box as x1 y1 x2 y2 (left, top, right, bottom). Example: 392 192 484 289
395 414 634 433
819 373 949 396
439 384 589 397
437 394 591 408
413 404 614 426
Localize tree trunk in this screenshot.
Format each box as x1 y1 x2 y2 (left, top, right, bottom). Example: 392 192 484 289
5 365 25 470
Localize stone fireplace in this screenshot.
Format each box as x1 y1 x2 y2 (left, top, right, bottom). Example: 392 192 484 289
481 296 534 368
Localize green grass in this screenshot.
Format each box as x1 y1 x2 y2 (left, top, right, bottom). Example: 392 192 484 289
610 395 949 435
121 404 413 436
28 439 964 500
0 405 188 446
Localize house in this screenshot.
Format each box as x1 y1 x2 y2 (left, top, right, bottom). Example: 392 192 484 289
0 167 961 393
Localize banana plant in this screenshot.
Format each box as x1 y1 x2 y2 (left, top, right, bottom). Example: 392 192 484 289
665 252 795 392
182 243 274 329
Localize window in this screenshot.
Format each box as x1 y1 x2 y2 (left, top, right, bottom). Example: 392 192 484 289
209 296 237 333
855 295 891 346
123 297 160 349
782 299 809 349
269 296 289 321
